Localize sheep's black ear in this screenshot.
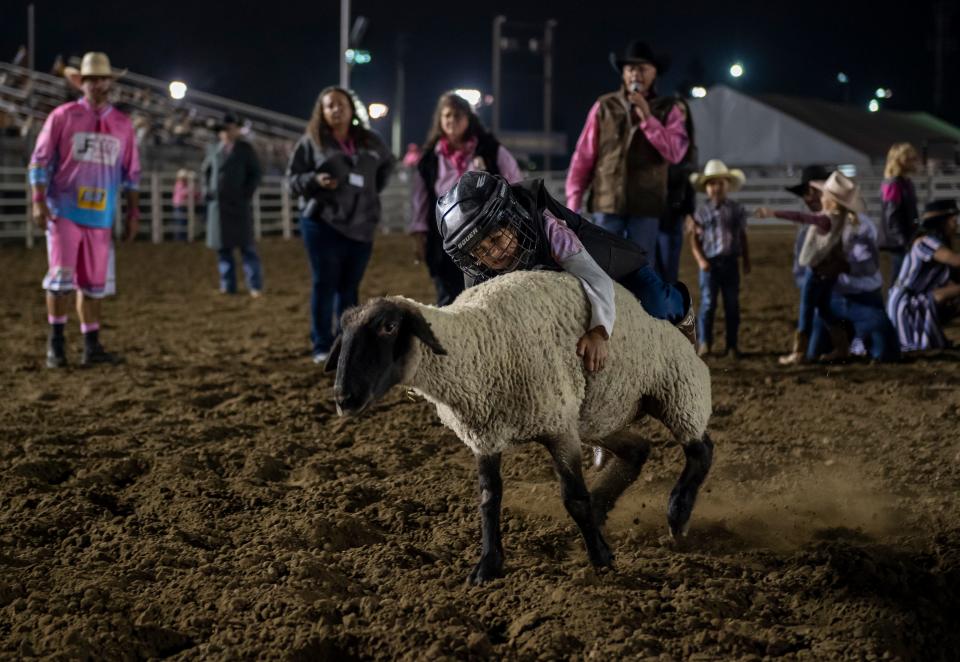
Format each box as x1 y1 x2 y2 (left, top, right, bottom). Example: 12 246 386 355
323 335 342 372
406 310 447 355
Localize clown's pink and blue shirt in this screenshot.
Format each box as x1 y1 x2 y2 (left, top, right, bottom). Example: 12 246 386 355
29 98 140 229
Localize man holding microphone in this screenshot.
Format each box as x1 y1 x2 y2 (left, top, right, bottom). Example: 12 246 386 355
566 40 690 271
29 52 140 368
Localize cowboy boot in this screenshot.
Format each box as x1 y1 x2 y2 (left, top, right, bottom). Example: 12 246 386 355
777 331 808 366
674 281 697 347
819 325 850 363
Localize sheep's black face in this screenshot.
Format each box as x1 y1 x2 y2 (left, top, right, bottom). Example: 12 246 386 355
326 300 446 415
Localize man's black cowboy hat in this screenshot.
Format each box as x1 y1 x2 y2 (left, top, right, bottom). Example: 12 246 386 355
609 40 670 74
785 165 832 197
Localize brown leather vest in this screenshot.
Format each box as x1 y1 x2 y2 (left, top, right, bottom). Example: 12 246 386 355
589 90 675 218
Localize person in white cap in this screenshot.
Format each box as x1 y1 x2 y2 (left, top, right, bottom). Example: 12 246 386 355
756 171 865 364
29 52 140 368
689 159 750 358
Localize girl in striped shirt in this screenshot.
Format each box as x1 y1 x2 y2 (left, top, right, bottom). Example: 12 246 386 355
886 200 960 351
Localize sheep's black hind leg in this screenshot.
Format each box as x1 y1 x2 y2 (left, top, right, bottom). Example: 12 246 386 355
667 433 714 539
591 434 651 527
544 436 613 568
468 452 504 585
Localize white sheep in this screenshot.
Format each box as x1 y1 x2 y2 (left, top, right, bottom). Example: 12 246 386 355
327 270 713 584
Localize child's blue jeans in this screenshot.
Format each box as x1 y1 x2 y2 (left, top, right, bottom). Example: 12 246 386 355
697 255 740 348
798 270 837 335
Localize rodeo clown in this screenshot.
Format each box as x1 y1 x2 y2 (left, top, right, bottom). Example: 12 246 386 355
29 52 140 368
436 171 697 375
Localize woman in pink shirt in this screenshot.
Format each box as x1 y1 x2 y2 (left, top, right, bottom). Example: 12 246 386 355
409 92 522 305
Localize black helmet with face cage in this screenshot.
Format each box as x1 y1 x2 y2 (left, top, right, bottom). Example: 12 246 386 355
435 171 539 281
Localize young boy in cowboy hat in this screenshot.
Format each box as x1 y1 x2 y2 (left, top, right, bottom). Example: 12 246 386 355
29 51 140 368
756 171 864 363
689 159 750 358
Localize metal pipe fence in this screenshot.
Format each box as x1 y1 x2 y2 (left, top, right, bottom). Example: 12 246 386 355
3 167 960 247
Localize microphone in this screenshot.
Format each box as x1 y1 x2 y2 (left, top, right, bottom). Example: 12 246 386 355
629 82 642 94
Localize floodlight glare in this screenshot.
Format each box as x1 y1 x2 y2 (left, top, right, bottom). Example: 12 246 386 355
368 103 389 119
690 86 707 98
868 99 880 112
454 88 482 107
168 81 187 100
729 63 744 78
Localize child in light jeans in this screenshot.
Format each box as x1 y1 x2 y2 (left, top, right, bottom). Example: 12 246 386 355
689 160 750 359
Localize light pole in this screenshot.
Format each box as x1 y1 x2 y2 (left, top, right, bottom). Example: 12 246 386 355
491 16 505 135
339 0 350 88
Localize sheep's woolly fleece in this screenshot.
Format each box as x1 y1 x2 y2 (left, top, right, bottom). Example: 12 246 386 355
390 270 712 456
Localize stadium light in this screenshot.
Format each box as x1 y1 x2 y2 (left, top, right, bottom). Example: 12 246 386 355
168 81 187 100
874 87 893 99
729 63 744 78
454 88 482 108
345 49 372 65
368 103 389 120
836 72 848 84
868 99 880 112
690 86 707 98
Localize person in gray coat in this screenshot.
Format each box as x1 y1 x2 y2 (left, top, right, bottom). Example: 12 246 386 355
287 86 394 363
203 113 263 296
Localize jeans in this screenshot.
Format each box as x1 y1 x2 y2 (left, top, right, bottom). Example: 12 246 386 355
807 289 901 362
619 265 687 323
798 270 837 335
592 213 659 264
697 255 740 348
218 245 263 294
655 221 684 283
172 206 188 241
301 218 373 354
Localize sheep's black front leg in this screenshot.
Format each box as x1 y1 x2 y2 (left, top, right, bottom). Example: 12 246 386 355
468 452 504 585
667 433 714 539
591 435 651 527
544 437 613 568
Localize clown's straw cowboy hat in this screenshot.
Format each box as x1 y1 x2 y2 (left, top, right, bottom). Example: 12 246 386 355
690 159 746 192
63 52 127 90
810 171 865 213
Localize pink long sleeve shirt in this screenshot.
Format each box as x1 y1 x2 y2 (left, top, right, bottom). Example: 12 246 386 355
408 141 523 233
29 98 140 229
565 101 689 212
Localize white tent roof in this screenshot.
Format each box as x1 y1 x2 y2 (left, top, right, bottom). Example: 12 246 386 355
688 85 870 167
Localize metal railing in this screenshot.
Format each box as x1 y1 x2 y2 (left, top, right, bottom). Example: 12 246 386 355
3 166 960 247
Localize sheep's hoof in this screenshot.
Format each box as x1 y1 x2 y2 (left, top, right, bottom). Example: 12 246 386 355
467 553 504 585
588 538 615 568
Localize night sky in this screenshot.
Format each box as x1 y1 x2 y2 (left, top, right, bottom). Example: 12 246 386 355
3 0 957 155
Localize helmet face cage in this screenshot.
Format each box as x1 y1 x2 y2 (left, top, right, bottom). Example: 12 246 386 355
447 183 539 282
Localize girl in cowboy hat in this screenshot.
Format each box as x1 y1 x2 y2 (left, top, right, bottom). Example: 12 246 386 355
886 200 960 351
689 159 750 358
756 171 864 364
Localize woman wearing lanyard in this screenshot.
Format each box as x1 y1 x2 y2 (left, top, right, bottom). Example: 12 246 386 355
409 91 522 306
287 87 394 363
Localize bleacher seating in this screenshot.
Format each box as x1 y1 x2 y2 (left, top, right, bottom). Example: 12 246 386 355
0 58 305 173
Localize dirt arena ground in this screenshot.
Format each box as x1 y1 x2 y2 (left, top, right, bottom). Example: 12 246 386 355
1 228 959 660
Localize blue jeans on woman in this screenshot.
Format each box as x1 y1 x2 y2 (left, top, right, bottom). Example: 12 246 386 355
592 213 660 265
218 245 263 294
697 255 740 349
807 289 900 362
301 218 373 356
